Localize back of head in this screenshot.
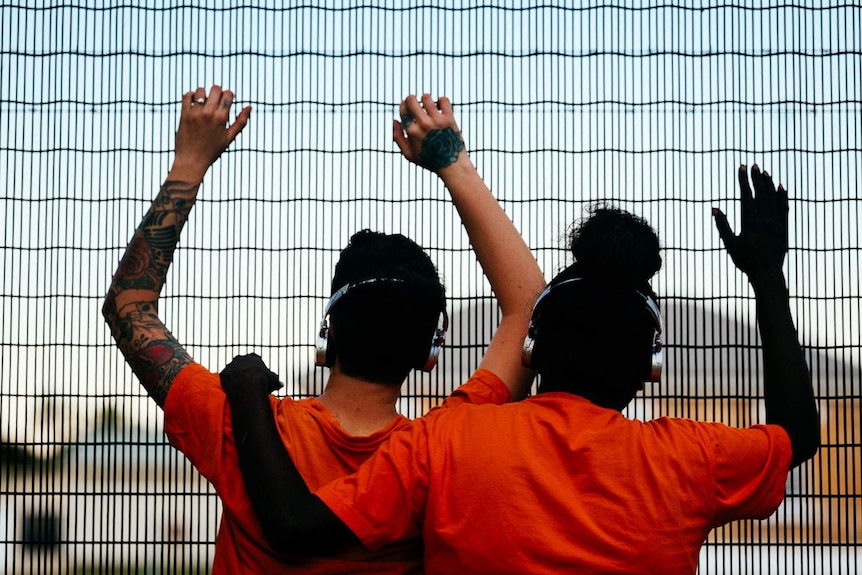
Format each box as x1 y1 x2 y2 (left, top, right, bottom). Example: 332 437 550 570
327 230 445 385
530 206 662 408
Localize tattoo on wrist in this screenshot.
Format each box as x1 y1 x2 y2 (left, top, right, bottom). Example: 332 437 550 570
420 128 465 171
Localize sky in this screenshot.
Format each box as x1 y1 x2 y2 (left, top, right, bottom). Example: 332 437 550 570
0 2 859 404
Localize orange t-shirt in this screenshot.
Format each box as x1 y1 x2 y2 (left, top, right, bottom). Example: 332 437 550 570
317 392 793 575
163 363 511 574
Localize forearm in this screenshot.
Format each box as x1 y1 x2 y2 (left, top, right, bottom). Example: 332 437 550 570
752 273 820 468
437 159 544 316
437 159 544 397
104 87 252 405
102 175 200 405
396 95 543 396
109 176 200 299
226 388 360 555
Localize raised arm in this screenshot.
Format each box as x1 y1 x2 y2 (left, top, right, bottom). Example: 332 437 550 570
102 86 251 407
712 164 820 468
394 94 545 399
221 354 358 555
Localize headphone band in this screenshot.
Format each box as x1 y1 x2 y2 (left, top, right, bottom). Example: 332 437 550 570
323 277 403 316
315 277 449 372
522 277 664 382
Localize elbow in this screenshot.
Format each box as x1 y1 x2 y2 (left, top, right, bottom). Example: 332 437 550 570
790 440 819 469
797 426 821 466
789 414 821 469
102 290 117 323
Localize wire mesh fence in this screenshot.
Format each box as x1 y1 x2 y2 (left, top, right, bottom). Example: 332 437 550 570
1 2 859 573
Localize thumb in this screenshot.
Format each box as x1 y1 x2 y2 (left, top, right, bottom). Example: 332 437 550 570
393 119 413 161
712 208 737 250
226 106 252 142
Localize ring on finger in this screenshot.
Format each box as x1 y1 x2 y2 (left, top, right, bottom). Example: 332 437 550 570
401 113 415 130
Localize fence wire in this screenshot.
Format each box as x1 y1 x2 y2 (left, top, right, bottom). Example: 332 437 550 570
1 2 860 573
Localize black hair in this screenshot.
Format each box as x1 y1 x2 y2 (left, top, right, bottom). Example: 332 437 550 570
532 206 662 409
327 230 446 385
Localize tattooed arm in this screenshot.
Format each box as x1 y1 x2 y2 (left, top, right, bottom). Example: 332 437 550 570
103 86 251 407
394 94 545 399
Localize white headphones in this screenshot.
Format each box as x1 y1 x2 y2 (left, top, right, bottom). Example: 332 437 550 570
315 278 450 372
521 278 664 382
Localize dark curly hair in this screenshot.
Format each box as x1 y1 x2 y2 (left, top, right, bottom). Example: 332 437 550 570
531 206 662 408
567 204 662 291
326 230 446 385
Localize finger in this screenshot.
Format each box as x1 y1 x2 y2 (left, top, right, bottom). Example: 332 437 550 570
181 91 194 112
777 183 789 215
392 119 414 160
220 89 235 112
399 113 415 132
226 106 252 141
193 86 207 106
753 166 775 219
393 118 405 141
711 208 737 251
205 85 223 109
403 94 423 122
420 93 439 115
777 183 789 247
437 96 454 117
738 164 755 231
398 97 410 119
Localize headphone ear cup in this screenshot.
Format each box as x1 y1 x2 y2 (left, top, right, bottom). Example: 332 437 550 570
421 328 445 372
640 295 663 382
420 308 449 372
521 324 538 369
522 280 562 371
315 319 333 368
648 329 663 381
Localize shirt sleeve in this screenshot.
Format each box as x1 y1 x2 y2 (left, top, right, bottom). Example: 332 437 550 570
315 420 431 551
438 368 512 410
163 363 232 482
711 423 793 525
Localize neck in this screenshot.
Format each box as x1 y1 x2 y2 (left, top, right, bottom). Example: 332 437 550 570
538 376 635 412
317 366 403 436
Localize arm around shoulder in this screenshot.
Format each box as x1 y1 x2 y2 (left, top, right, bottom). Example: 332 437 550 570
219 355 361 555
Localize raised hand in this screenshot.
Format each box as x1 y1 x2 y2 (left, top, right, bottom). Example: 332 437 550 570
712 164 789 285
391 93 545 398
393 94 467 173
103 86 253 407
172 85 252 182
713 164 818 468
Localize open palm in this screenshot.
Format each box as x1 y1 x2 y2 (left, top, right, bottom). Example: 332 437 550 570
712 164 788 284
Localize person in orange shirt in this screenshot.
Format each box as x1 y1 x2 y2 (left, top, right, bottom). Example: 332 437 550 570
222 165 820 574
102 86 545 573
